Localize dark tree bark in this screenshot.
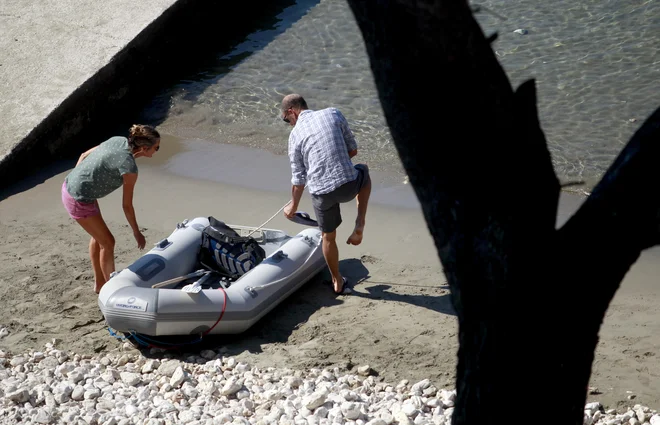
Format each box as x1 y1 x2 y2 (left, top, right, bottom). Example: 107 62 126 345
344 0 660 424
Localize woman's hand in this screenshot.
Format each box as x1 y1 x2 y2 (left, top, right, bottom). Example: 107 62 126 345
134 231 146 250
122 173 145 249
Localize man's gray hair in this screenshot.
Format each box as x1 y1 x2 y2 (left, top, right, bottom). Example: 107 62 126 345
281 94 308 112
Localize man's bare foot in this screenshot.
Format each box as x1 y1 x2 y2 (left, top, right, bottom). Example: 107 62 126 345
346 227 364 245
333 276 352 294
333 278 343 293
95 283 104 294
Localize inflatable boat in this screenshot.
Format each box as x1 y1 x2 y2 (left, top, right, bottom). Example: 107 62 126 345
98 217 326 339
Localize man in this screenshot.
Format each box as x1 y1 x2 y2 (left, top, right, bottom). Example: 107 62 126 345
281 94 372 294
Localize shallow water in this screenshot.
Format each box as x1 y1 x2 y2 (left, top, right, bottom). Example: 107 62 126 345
476 0 659 186
148 134 421 209
140 0 659 188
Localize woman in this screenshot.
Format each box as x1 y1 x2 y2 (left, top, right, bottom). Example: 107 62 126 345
61 124 161 293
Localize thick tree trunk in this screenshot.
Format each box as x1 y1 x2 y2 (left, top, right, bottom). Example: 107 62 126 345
344 1 660 424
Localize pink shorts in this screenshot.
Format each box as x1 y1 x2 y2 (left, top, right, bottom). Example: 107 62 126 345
61 181 100 220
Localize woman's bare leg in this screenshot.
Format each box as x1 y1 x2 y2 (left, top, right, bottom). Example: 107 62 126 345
76 213 115 293
88 237 104 289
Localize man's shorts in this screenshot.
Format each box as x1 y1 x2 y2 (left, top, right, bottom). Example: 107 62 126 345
310 164 371 233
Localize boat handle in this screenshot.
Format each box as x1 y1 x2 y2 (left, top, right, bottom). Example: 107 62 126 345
244 234 321 293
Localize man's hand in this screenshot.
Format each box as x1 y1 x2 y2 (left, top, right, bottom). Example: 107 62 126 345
134 231 146 250
283 202 296 219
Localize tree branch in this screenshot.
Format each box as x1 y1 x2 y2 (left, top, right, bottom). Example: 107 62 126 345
557 105 660 326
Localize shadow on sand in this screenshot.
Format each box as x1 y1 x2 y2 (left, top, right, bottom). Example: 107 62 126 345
339 258 455 316
0 159 75 203
133 256 452 360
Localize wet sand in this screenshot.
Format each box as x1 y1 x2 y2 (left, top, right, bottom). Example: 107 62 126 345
0 137 659 410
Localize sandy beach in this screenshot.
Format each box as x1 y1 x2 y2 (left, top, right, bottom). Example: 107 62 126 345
1 137 659 411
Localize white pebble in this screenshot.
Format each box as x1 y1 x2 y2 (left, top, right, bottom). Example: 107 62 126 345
221 378 242 396
394 410 414 425
304 388 329 410
170 367 187 388
357 365 372 376
142 359 161 373
34 409 52 424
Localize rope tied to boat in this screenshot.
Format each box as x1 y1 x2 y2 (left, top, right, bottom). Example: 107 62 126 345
109 285 228 350
246 183 309 237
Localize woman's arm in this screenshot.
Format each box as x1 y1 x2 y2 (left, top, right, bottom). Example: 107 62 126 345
122 173 146 249
76 146 98 166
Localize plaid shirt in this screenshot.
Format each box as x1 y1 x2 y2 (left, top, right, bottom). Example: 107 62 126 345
288 108 358 195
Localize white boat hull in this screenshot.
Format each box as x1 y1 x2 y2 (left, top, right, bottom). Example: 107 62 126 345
98 217 326 337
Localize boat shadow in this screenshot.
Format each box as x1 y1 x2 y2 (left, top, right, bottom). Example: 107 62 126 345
137 257 454 359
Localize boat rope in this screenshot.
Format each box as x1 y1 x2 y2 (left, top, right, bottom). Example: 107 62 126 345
246 183 309 237
109 286 228 350
200 285 228 338
246 201 291 237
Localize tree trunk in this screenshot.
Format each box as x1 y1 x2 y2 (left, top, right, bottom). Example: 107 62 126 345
344 0 660 424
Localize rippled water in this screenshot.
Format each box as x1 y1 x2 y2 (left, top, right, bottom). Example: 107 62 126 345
477 0 659 186
142 0 659 187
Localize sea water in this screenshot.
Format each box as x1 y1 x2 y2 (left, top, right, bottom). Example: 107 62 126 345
139 0 659 190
